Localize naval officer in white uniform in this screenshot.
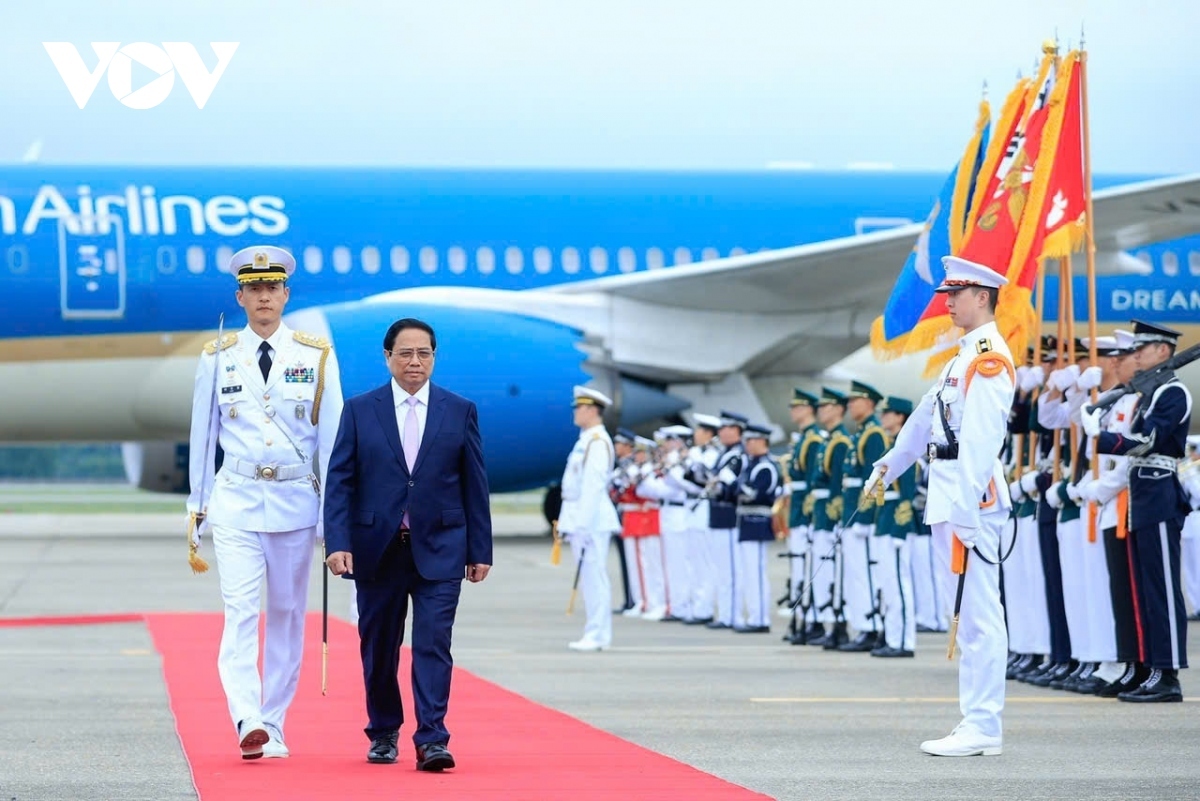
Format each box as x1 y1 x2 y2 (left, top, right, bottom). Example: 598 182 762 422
187 245 344 759
867 256 1015 757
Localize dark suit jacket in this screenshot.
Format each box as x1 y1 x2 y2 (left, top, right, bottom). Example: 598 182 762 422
324 382 493 581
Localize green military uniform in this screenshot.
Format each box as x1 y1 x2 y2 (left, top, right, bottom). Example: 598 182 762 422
839 380 888 650
784 389 826 643
871 395 918 655
807 387 851 649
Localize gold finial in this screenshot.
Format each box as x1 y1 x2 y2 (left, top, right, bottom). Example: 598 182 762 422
1042 38 1058 55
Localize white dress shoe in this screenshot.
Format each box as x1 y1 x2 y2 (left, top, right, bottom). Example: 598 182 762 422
568 638 608 652
238 719 269 760
621 604 645 617
262 726 289 758
641 606 667 621
920 725 1002 757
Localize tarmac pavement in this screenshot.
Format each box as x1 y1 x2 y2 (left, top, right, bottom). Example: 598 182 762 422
1 527 1198 801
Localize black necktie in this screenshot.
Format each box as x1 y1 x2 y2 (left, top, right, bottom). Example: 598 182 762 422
258 341 272 382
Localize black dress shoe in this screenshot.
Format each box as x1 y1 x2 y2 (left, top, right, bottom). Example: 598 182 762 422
871 646 915 658
1119 669 1184 703
685 617 713 626
821 623 849 650
415 742 456 771
837 632 878 652
1098 664 1145 698
661 614 684 622
1032 662 1071 688
367 732 399 764
705 621 732 630
733 625 770 633
916 624 945 633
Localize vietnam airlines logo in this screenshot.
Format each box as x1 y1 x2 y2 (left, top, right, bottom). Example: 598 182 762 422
43 42 238 109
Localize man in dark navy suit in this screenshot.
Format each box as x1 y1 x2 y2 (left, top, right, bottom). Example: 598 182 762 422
324 317 493 771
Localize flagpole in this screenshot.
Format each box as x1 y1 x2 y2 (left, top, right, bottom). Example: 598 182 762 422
1027 263 1048 474
1065 253 1079 492
1079 47 1101 543
1052 258 1066 484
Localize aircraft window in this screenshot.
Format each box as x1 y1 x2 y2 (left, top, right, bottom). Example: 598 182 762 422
303 246 323 274
617 247 636 273
1162 250 1179 277
505 246 524 274
419 246 438 274
701 247 719 261
186 246 205 274
1190 251 1200 276
562 247 580 274
157 247 179 275
1134 250 1153 272
729 246 747 257
673 247 692 265
332 246 352 274
361 246 381 275
533 246 552 274
448 246 466 275
215 246 233 273
589 247 609 274
476 246 495 275
7 245 28 274
645 247 664 270
391 246 410 274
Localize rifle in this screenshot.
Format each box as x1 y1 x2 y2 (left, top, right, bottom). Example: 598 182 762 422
1086 342 1200 414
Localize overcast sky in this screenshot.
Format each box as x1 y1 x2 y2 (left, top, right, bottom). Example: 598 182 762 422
1 0 1197 173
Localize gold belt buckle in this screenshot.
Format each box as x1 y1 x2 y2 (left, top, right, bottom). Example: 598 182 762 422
256 465 277 480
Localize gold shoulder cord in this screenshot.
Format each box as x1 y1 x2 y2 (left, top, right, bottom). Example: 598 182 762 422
293 332 332 425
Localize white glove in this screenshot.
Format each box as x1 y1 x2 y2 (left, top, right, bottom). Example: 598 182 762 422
1077 365 1102 391
739 483 757 501
1009 480 1025 502
1066 482 1084 503
1076 478 1096 503
1016 366 1030 391
1047 482 1065 509
954 527 978 549
718 467 738 484
1020 470 1041 496
1050 367 1076 392
864 464 887 497
1080 404 1102 438
1024 365 1046 392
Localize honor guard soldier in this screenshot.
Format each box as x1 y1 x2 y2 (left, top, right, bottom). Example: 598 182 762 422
784 389 826 643
625 437 668 619
707 411 749 629
1181 437 1200 619
559 386 622 651
609 429 639 613
639 426 696 622
867 256 1015 756
684 414 723 624
840 380 888 653
1083 320 1194 701
734 424 781 632
186 245 344 759
808 388 852 649
873 396 917 657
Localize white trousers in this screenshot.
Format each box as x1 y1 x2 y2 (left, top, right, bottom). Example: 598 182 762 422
570 529 613 646
787 526 810 604
909 533 946 631
1079 521 1118 663
931 518 1007 740
841 524 879 634
875 534 915 651
1056 518 1089 661
810 529 837 624
1004 514 1050 655
1181 515 1200 614
629 535 666 613
659 506 693 620
733 540 771 628
710 528 737 626
211 524 314 734
621 538 644 609
689 522 716 620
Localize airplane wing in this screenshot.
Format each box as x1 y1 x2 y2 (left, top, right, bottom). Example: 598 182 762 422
545 173 1200 379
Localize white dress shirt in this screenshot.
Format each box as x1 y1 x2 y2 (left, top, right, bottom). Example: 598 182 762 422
392 378 430 453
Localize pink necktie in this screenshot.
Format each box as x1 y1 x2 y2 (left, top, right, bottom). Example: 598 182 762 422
402 396 420 528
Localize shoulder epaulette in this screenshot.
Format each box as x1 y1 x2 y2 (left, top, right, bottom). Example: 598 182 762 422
293 330 331 350
965 352 1015 390
203 332 238 355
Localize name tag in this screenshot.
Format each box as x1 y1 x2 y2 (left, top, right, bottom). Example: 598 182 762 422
221 385 242 394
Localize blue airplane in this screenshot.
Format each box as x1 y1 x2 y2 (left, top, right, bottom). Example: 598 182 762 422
0 166 1197 494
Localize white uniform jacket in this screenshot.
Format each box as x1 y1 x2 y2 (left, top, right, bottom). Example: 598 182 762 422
558 424 621 536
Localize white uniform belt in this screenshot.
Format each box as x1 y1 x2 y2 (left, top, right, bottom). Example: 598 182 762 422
738 505 773 516
1129 454 1178 472
810 489 831 499
790 481 808 492
225 457 313 481
842 477 864 488
883 491 900 501
618 503 656 512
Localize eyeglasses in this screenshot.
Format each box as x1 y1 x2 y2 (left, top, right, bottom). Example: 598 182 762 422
387 348 435 362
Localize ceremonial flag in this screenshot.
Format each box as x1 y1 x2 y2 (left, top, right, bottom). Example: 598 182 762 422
869 100 990 359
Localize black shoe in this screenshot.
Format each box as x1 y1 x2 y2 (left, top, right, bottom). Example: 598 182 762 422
705 621 732 630
871 646 915 658
685 617 713 626
916 624 945 633
1098 664 1144 698
1052 662 1088 691
837 631 879 652
821 623 849 650
415 742 456 771
1015 656 1048 683
733 625 770 633
1031 662 1069 688
1118 668 1184 703
661 614 684 623
1007 654 1032 680
367 732 399 764
1188 612 1200 621
1074 676 1107 695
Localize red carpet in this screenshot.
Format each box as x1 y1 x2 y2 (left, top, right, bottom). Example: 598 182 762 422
147 613 772 801
0 613 144 628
